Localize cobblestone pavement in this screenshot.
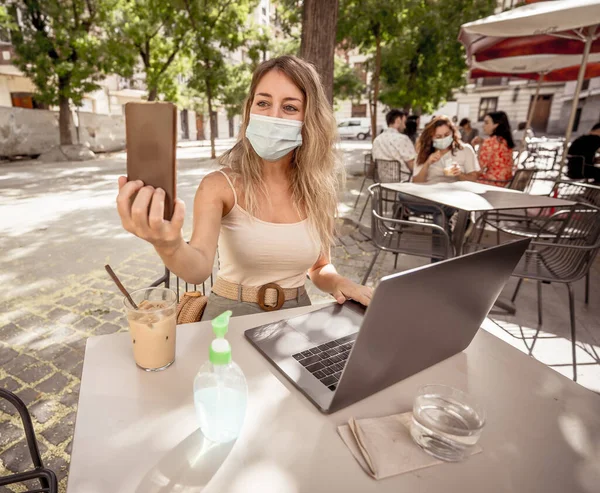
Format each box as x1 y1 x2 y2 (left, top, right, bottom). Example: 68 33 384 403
1 141 599 491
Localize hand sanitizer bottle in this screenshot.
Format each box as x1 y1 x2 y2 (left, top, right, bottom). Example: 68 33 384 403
193 310 247 443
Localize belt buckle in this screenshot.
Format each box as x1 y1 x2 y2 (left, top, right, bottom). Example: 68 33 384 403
257 282 285 311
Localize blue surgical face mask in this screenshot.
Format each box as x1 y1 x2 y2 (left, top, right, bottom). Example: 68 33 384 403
433 135 453 150
245 114 303 161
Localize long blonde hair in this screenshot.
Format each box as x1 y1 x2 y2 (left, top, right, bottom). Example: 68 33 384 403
218 55 343 254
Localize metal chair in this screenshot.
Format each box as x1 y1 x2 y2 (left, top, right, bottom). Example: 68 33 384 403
358 159 412 222
353 152 374 210
473 180 600 244
509 205 600 381
0 389 58 493
470 169 538 245
151 266 214 302
361 184 453 284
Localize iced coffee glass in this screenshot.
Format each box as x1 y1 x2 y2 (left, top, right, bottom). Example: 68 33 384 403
123 287 177 371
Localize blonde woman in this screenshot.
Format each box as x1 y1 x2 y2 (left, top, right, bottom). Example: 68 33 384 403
116 55 373 319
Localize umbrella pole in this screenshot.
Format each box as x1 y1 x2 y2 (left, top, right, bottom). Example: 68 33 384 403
521 73 543 152
557 28 596 177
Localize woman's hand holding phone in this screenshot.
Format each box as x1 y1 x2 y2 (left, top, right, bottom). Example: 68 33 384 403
116 176 186 254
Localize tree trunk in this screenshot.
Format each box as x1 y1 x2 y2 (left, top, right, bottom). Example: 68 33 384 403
370 31 381 142
206 76 216 159
147 86 158 101
58 92 74 146
300 0 339 105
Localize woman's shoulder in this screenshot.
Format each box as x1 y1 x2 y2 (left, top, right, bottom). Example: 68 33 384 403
197 167 237 204
458 143 476 155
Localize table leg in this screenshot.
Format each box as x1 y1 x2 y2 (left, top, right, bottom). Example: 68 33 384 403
452 210 469 256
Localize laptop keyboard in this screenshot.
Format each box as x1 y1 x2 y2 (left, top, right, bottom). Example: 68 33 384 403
292 333 357 391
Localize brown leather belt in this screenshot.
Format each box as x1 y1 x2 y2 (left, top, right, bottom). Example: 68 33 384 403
212 277 305 311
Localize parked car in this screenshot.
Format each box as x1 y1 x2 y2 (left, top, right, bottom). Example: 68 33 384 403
337 118 371 140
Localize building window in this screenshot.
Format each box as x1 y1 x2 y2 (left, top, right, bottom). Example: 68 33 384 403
478 97 498 121
351 104 367 118
481 77 503 87
11 92 47 110
0 25 10 44
582 79 590 91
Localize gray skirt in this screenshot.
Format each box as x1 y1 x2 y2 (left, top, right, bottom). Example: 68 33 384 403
200 291 312 322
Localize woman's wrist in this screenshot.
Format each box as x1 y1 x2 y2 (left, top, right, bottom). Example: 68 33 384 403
155 236 184 258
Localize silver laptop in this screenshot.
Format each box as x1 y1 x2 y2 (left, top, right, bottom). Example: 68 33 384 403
245 239 530 414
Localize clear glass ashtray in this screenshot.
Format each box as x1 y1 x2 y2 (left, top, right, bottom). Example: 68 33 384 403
410 384 486 462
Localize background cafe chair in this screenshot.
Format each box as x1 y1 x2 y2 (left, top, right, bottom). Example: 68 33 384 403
508 205 600 382
471 169 538 244
151 266 214 303
356 159 412 223
361 183 453 285
353 152 375 210
150 242 215 303
0 389 58 493
471 180 600 246
469 181 600 305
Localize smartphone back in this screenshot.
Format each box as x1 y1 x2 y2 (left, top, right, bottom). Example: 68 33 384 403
125 102 177 220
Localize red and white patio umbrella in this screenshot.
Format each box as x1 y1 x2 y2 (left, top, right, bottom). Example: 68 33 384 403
469 52 600 142
459 0 600 165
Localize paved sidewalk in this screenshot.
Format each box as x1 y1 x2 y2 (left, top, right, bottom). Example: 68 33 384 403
1 141 598 491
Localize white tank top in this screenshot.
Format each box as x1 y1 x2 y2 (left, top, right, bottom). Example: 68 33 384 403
215 170 321 289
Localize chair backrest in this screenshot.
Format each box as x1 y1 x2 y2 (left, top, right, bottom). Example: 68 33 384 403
374 159 411 183
551 181 600 207
150 265 215 302
509 169 536 192
541 206 600 281
367 184 452 260
364 152 375 179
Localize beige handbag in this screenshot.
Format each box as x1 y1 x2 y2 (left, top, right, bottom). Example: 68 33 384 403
176 292 208 324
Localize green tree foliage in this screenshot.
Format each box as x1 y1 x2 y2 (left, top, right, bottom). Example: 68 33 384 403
338 0 495 136
337 0 402 140
378 0 496 113
333 57 365 108
272 0 303 40
5 0 131 145
182 0 259 158
118 0 193 102
221 63 252 120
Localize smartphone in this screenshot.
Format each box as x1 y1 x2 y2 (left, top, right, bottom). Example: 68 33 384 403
125 101 177 220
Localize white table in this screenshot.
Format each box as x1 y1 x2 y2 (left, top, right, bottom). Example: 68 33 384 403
381 181 576 255
68 305 600 493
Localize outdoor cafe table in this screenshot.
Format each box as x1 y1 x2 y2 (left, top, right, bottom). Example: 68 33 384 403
67 304 600 493
380 181 576 255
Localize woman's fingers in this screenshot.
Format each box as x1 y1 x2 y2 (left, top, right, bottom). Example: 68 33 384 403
130 185 155 229
116 179 144 226
332 289 346 304
169 199 186 231
148 188 165 231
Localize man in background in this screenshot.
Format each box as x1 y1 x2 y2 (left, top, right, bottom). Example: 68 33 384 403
459 118 479 145
567 122 600 183
372 109 416 174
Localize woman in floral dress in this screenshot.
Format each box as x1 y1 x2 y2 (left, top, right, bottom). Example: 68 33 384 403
476 111 515 186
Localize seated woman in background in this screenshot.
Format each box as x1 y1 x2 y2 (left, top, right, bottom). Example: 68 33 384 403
412 115 480 185
477 111 515 186
410 116 480 235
